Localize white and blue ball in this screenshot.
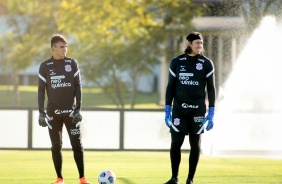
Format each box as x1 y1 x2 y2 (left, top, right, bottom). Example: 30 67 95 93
98 170 116 184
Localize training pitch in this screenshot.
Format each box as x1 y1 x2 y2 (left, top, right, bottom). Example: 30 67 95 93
0 150 281 184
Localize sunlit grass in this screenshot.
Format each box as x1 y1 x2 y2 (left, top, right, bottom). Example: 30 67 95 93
0 150 281 184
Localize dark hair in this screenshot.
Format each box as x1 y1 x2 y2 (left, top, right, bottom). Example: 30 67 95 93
184 32 204 55
51 34 67 47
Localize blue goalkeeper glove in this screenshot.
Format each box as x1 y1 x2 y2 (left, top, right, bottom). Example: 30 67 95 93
71 110 82 124
203 107 214 131
38 113 47 127
165 105 172 128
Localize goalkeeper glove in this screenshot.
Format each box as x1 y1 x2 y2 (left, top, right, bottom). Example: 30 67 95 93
38 113 47 127
165 105 172 128
203 107 214 131
71 110 82 124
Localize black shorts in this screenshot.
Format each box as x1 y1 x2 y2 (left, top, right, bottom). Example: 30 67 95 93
171 105 206 135
47 116 83 149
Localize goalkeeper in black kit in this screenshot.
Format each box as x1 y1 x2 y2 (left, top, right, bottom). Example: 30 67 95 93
164 32 216 184
38 34 90 184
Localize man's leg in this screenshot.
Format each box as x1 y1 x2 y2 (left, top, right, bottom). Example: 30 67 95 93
48 117 64 179
188 133 201 181
170 131 186 180
64 116 85 178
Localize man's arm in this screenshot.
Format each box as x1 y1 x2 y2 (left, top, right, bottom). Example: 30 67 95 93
206 59 216 107
38 64 46 114
73 59 82 111
204 60 216 131
164 59 176 128
165 60 176 105
206 73 216 107
38 63 48 127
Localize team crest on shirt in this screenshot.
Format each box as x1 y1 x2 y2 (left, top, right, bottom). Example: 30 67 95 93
65 64 72 72
173 118 180 126
196 63 203 70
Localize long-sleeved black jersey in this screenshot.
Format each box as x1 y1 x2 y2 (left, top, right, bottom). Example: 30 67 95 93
165 53 216 109
38 57 82 117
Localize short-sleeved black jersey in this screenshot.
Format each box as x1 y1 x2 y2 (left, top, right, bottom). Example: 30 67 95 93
165 53 215 110
38 57 82 117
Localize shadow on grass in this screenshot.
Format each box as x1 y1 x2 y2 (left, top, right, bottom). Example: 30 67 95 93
117 177 136 184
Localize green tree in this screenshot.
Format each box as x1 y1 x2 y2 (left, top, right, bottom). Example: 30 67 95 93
58 0 202 108
0 0 202 108
0 0 63 106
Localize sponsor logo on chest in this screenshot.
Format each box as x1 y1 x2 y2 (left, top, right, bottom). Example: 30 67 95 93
179 73 199 86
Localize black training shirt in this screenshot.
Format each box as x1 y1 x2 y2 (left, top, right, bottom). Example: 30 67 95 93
165 53 216 109
38 57 82 117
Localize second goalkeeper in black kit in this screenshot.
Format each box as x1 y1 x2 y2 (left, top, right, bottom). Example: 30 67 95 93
37 34 90 184
164 32 216 184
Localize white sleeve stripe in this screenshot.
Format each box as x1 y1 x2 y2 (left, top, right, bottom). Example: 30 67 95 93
38 73 46 83
169 68 176 78
206 69 214 78
74 70 80 77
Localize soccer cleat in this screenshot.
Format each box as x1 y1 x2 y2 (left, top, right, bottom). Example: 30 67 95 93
79 176 91 184
186 179 193 184
52 178 64 184
164 177 179 184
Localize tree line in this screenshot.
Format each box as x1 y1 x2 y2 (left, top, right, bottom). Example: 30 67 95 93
0 0 203 108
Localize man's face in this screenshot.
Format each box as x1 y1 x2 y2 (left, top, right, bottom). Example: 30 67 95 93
189 39 203 55
52 41 67 59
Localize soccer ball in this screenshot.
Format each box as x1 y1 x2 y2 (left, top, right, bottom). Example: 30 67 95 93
98 170 116 184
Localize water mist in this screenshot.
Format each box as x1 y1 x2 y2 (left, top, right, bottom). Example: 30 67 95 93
202 16 282 157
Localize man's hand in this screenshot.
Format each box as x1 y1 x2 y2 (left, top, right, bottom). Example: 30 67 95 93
165 105 172 128
38 113 47 127
203 107 215 131
72 110 82 124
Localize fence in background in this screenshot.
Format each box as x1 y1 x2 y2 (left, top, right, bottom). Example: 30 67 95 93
0 108 180 151
1 108 282 157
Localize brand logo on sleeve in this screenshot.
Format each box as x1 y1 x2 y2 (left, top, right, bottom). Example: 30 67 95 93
198 59 205 63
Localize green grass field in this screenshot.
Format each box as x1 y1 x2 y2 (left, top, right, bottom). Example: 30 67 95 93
0 150 281 184
0 85 162 109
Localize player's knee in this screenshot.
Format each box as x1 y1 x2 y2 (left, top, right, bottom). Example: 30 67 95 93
71 142 83 152
171 141 183 151
51 142 62 152
72 145 83 152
